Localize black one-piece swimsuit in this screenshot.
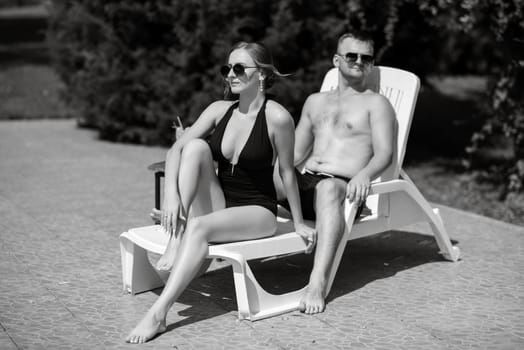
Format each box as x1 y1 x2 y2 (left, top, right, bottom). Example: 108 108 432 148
207 99 277 215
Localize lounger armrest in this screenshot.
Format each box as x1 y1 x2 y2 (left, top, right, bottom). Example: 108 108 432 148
368 179 407 195
148 161 165 173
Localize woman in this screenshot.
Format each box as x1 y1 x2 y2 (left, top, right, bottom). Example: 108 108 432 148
126 42 315 344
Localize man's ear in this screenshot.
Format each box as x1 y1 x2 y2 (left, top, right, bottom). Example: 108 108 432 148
333 54 340 68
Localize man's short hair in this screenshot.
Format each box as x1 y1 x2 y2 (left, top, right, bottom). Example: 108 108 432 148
337 31 375 52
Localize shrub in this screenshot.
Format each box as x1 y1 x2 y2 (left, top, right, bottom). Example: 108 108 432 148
48 0 523 197
459 0 524 195
47 0 421 145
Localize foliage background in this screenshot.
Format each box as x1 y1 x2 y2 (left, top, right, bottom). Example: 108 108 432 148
46 0 523 196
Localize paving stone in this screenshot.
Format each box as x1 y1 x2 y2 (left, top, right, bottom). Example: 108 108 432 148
1 120 523 349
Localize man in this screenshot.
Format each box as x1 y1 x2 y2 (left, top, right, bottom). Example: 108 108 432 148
278 31 396 314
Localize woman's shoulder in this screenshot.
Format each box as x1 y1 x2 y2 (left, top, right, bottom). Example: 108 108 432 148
206 100 237 113
265 100 293 126
199 100 237 121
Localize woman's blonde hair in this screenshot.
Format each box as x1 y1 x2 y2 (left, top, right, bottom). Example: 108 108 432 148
223 42 288 99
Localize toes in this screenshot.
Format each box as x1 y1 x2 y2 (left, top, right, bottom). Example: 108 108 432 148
155 258 172 271
156 263 171 272
302 302 324 315
305 305 312 314
298 301 306 312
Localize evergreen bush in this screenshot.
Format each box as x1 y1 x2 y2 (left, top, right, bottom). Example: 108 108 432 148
47 0 418 145
48 0 523 194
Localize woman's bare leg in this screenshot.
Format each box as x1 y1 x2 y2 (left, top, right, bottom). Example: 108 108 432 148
126 206 276 343
156 139 225 270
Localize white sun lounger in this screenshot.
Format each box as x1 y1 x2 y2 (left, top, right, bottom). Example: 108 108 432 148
119 66 461 321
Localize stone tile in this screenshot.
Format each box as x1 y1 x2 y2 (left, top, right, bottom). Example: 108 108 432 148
0 327 18 350
1 120 523 349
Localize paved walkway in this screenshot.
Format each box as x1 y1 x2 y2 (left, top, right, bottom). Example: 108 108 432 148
1 120 523 350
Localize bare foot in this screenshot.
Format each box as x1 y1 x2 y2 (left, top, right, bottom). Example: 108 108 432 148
155 233 181 271
155 216 186 271
299 282 326 315
125 310 167 344
150 208 162 223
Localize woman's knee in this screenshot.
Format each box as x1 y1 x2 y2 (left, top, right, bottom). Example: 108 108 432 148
181 139 212 163
315 179 345 204
185 217 212 242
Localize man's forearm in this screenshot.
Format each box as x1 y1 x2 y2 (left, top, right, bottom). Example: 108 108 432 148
358 152 393 181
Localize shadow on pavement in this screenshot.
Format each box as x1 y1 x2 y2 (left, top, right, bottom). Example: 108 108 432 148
148 230 456 330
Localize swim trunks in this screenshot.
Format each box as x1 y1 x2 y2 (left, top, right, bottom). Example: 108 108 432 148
207 99 277 215
280 168 363 220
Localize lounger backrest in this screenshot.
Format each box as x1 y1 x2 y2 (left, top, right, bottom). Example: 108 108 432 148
319 66 420 216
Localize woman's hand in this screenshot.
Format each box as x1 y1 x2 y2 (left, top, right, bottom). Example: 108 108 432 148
295 222 317 254
161 197 186 236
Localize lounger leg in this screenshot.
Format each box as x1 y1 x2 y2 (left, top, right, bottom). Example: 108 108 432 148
388 174 461 262
400 184 460 262
154 171 164 210
120 233 165 294
429 208 461 262
213 251 306 321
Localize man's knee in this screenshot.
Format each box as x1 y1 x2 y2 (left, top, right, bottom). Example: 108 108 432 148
315 179 345 205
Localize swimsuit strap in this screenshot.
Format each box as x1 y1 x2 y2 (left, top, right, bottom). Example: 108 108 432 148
208 101 239 164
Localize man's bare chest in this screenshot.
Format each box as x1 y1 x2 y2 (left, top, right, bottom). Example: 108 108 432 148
312 102 370 134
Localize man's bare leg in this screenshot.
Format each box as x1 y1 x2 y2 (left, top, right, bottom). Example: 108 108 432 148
300 178 346 314
156 139 224 270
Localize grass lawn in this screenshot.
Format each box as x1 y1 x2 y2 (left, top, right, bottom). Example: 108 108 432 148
0 63 70 119
0 3 70 119
404 76 524 227
406 160 524 226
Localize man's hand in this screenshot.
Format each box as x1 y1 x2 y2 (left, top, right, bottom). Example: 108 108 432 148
295 222 317 254
346 172 371 205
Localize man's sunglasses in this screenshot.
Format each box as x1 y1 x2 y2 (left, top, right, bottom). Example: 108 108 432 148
337 52 374 65
220 63 258 78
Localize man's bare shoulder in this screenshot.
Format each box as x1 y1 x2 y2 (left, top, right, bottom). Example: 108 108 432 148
366 92 394 111
307 91 334 102
360 92 396 123
303 91 335 110
354 90 386 103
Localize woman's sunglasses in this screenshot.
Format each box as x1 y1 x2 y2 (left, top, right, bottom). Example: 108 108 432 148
337 52 374 65
220 63 258 78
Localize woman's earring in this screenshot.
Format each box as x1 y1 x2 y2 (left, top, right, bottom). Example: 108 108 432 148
259 76 265 92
